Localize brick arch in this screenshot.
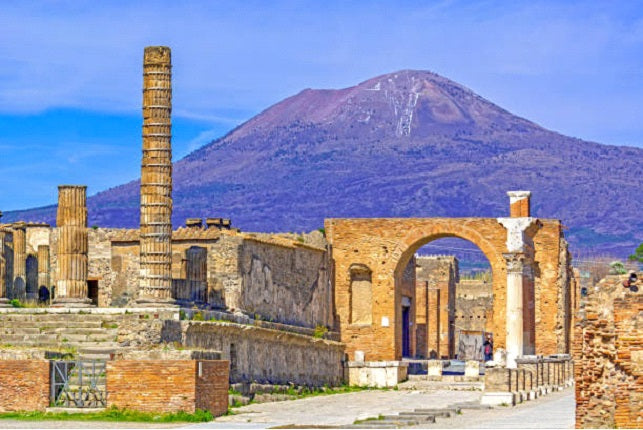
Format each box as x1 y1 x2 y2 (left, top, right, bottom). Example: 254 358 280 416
326 216 566 362
387 222 508 359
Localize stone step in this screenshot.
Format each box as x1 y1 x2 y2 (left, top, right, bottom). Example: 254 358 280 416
414 407 461 417
77 352 113 361
397 412 437 421
0 327 42 335
0 320 104 329
348 421 399 429
60 333 117 343
451 401 492 410
347 425 397 429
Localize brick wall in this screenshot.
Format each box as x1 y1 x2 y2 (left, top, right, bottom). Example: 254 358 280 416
574 275 641 429
0 360 49 412
106 359 229 416
195 361 229 415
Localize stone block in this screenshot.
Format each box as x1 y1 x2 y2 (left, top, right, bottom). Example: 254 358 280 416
345 361 408 388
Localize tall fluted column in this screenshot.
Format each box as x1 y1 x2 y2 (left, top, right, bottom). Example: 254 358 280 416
53 185 91 307
37 245 50 303
12 223 26 301
0 227 10 306
137 46 175 306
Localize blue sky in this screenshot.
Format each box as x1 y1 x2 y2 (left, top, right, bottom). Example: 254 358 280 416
1 0 642 211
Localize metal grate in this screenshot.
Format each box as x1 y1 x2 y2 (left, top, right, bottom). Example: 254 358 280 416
50 360 107 408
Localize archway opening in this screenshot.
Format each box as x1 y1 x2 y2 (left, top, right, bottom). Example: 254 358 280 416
397 237 494 361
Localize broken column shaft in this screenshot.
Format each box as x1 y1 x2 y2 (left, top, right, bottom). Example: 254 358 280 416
138 46 175 306
0 228 9 306
54 185 91 307
12 223 26 301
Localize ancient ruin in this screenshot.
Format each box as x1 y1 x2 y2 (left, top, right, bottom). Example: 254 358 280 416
0 46 630 427
139 46 174 306
54 185 90 307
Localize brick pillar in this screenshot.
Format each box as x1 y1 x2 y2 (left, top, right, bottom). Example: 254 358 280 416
0 227 9 306
137 46 175 307
54 185 91 307
11 223 26 301
37 245 50 303
427 287 440 358
508 191 531 217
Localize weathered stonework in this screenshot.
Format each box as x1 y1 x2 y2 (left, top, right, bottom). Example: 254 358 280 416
415 255 458 358
138 46 174 306
106 360 229 416
11 224 26 301
164 320 345 387
0 360 49 412
54 186 90 306
326 216 570 361
574 274 641 429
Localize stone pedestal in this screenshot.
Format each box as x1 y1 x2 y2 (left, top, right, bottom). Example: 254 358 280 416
344 361 408 388
427 359 443 381
53 185 92 307
137 46 175 307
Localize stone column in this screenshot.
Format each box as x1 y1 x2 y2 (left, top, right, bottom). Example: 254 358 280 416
25 253 38 301
53 185 91 307
12 223 26 301
137 46 175 306
37 245 50 303
0 227 10 306
504 252 525 368
498 191 537 368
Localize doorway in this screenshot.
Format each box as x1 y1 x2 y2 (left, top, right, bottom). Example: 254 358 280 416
87 280 99 306
402 304 411 357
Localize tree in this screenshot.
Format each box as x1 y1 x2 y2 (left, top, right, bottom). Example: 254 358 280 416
628 243 643 263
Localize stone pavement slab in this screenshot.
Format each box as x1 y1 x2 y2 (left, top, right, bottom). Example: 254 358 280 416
190 389 481 428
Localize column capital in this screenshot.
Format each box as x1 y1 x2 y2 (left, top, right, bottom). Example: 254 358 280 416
503 252 529 273
497 217 538 253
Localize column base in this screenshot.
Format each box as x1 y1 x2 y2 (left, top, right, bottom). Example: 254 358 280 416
51 297 94 308
135 297 178 308
0 298 11 308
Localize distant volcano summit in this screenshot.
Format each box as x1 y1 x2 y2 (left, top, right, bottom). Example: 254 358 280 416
5 70 642 257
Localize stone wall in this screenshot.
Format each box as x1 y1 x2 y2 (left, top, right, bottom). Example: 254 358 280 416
106 359 229 415
455 279 493 350
163 320 345 387
574 274 642 429
416 256 458 359
0 359 49 412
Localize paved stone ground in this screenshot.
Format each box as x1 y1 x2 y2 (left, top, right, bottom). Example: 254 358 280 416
0 388 574 429
192 389 481 428
416 389 575 429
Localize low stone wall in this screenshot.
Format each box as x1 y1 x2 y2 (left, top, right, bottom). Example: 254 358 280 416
482 355 573 406
106 359 229 416
574 275 641 429
0 360 49 412
163 320 344 387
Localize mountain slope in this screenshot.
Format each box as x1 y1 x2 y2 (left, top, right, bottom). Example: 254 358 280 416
5 70 642 257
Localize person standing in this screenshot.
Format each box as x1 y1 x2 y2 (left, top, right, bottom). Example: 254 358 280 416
483 334 493 362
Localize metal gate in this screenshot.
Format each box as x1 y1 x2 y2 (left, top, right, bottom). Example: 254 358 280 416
50 360 107 408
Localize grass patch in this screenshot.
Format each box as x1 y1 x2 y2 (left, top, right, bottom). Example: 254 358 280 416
353 414 384 424
101 321 118 329
0 407 213 423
